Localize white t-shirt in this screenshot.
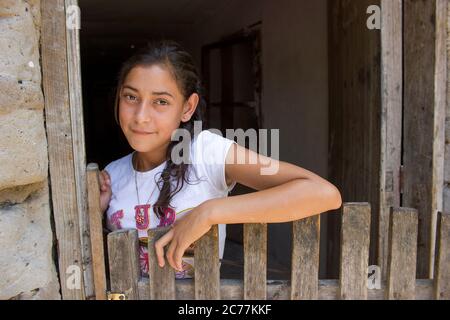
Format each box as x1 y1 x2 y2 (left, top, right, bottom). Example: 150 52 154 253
104 129 237 278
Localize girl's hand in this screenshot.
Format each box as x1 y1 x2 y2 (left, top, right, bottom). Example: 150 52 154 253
99 170 112 213
154 202 213 271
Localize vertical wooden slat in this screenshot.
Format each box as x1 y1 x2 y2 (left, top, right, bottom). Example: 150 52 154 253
64 0 93 298
379 0 403 282
108 229 140 300
243 223 267 300
194 225 220 300
403 0 447 279
291 216 320 300
148 226 175 300
41 0 85 299
86 163 107 300
386 207 418 300
339 203 371 300
434 212 450 299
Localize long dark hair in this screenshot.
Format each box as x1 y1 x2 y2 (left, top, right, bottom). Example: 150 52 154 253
113 40 205 219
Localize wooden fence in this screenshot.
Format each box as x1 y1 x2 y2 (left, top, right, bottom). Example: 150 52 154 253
86 164 450 300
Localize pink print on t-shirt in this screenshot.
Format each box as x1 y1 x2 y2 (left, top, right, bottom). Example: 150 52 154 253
134 204 151 230
110 210 124 229
157 207 176 227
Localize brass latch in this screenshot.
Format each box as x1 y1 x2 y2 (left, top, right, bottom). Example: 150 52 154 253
107 292 127 300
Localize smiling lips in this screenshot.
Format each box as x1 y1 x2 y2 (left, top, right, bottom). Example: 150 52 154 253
131 129 154 135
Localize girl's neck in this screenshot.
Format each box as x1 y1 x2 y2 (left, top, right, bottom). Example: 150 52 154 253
133 148 167 172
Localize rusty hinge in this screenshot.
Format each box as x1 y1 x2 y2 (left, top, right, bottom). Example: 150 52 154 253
399 165 404 194
107 292 127 300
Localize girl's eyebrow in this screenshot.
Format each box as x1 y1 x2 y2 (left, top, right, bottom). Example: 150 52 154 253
152 91 174 98
123 85 174 98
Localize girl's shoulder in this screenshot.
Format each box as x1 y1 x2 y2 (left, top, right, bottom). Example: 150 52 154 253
103 152 133 178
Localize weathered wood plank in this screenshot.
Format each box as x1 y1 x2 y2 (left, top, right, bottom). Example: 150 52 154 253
403 0 447 279
386 207 418 299
434 212 450 299
291 216 320 299
107 229 140 300
327 0 382 278
379 0 403 281
137 278 435 300
147 226 175 299
244 223 267 299
86 163 107 300
339 203 371 299
41 0 85 299
194 225 220 299
65 0 93 299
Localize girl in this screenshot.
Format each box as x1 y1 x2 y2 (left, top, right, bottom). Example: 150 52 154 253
99 40 342 278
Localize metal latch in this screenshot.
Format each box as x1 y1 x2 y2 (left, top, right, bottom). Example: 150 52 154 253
107 292 127 300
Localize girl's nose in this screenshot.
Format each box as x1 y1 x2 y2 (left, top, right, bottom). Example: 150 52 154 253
134 100 152 122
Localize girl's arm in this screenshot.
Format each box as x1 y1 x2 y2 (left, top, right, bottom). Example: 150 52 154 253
203 142 342 225
155 143 342 271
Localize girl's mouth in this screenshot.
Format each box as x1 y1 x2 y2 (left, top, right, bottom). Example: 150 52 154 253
131 129 155 135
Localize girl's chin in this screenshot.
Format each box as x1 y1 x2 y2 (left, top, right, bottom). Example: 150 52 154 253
128 142 154 153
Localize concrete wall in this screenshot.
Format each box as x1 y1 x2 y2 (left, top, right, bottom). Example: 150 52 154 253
261 0 329 274
0 0 60 299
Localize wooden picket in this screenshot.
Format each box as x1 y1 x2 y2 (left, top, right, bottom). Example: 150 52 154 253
85 164 450 300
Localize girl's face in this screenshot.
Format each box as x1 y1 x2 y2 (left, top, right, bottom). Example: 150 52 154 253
118 64 198 156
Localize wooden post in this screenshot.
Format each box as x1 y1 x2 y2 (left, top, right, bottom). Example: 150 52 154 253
291 216 320 300
403 0 447 279
434 212 450 299
243 223 267 300
386 207 418 299
64 0 93 299
339 203 371 300
378 0 403 282
194 225 220 299
107 229 141 300
86 164 107 300
147 226 176 300
41 0 85 299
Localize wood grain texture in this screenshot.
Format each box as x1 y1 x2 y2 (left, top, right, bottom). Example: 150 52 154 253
339 203 371 300
194 225 220 299
434 212 450 299
386 207 418 299
86 164 107 300
147 226 176 299
107 229 141 300
244 223 267 299
403 0 447 279
379 0 403 281
41 0 85 299
64 0 93 299
327 0 382 278
291 216 320 299
137 278 436 300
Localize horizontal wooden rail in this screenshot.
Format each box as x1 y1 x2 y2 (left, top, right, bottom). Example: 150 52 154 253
103 200 450 300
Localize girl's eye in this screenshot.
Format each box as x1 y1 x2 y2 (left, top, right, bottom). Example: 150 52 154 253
123 94 138 102
155 99 168 106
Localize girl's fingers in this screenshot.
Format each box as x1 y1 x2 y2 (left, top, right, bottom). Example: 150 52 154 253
173 248 185 271
166 240 178 271
154 229 174 268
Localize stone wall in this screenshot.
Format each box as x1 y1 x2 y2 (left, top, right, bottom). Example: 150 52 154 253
0 0 60 299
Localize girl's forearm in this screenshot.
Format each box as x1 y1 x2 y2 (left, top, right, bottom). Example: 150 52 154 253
202 178 342 225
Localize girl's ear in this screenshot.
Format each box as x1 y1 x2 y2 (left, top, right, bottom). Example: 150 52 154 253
181 93 199 122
